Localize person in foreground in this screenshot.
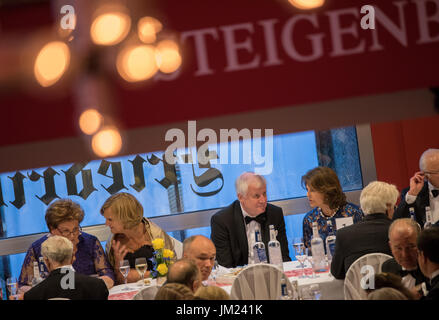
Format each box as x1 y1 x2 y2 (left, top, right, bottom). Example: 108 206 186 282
24 236 109 300
382 218 429 299
194 285 230 300
182 235 216 282
330 181 397 279
367 287 409 300
417 227 439 300
154 283 196 300
211 172 290 268
301 167 364 250
101 192 175 284
364 272 415 300
166 258 202 293
19 199 114 290
393 148 439 226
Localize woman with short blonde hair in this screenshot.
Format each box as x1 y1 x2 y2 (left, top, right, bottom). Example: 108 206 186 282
101 192 175 284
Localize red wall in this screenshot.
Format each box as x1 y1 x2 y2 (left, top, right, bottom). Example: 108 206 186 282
371 114 439 192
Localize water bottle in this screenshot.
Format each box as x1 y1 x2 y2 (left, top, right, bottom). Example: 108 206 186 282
279 276 290 300
311 222 327 272
253 229 268 263
268 225 283 271
38 257 48 280
424 206 433 229
409 207 416 221
325 220 336 266
31 261 42 286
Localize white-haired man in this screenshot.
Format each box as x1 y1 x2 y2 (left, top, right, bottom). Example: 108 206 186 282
331 181 398 279
394 148 439 227
24 236 108 300
211 172 290 268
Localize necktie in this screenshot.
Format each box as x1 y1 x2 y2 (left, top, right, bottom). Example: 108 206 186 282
432 189 439 198
245 212 267 225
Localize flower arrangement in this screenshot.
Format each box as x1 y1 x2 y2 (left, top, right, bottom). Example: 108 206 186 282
149 238 174 278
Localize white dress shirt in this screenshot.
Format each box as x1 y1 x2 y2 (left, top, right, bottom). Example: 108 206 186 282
405 182 439 223
240 204 262 265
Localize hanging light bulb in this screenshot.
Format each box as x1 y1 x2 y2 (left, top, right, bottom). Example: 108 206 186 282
288 0 325 10
91 125 122 157
116 44 158 82
138 16 163 44
90 8 131 46
79 109 103 135
34 41 70 87
155 39 181 74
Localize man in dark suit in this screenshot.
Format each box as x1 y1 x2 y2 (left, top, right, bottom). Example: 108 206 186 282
331 181 398 279
211 172 290 268
382 218 429 299
24 235 108 300
393 148 439 227
417 227 439 300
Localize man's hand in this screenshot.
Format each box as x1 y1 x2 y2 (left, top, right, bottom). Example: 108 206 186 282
408 171 425 197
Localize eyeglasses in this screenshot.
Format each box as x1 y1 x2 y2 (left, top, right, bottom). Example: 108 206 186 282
56 226 82 237
423 171 439 178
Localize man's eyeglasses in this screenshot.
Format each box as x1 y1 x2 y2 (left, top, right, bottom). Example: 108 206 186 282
57 226 82 237
423 171 439 178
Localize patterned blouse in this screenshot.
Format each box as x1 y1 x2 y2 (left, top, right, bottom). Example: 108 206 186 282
302 202 364 252
19 232 115 287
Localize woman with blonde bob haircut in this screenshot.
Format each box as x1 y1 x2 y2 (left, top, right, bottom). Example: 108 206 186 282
101 192 175 284
360 181 400 218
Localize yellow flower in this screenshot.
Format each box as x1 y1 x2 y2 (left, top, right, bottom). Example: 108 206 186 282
157 263 168 276
163 249 174 259
152 238 164 250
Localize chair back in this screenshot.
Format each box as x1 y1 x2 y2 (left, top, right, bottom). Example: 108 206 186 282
48 297 71 300
230 264 292 300
344 253 392 300
132 286 160 300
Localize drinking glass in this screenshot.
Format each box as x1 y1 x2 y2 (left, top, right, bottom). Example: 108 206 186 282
135 258 147 286
119 260 131 291
310 284 322 300
293 239 307 279
6 277 18 300
305 253 318 279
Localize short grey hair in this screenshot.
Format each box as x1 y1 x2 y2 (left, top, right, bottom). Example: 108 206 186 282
388 218 421 239
419 148 439 171
360 181 399 215
41 235 74 264
235 172 266 196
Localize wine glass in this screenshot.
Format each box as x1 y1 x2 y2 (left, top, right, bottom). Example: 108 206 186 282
305 253 317 279
6 277 18 300
293 240 307 279
119 260 131 291
135 258 147 287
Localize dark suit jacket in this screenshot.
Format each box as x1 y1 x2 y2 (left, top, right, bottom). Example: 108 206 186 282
393 182 429 227
425 274 439 300
330 213 392 279
24 268 109 300
382 258 429 286
211 200 291 268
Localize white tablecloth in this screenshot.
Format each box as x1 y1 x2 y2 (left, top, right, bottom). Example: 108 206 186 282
217 261 344 300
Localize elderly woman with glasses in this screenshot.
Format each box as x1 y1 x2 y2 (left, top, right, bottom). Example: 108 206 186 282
18 199 115 291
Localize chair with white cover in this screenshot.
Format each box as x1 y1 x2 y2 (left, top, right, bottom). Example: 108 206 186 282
48 297 71 300
230 264 292 300
170 236 183 259
131 285 160 300
344 253 392 300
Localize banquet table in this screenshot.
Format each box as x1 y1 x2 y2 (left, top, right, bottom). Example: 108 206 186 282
108 261 344 300
216 261 344 300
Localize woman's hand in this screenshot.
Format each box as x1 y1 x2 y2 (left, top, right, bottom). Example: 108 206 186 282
113 240 129 264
